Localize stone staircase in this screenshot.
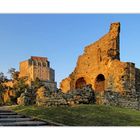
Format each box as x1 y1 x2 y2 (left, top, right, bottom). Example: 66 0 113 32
0 109 48 126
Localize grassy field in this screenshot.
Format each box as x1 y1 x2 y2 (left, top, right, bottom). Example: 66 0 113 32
8 104 140 126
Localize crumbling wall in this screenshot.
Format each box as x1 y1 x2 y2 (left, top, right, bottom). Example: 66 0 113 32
35 85 95 107
135 68 140 93
60 22 136 96
96 63 139 110
103 91 139 110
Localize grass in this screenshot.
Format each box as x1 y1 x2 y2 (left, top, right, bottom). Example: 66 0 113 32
8 104 140 126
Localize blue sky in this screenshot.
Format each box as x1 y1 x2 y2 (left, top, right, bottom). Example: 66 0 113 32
0 14 140 87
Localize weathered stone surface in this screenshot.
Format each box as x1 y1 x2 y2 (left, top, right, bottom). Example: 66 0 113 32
60 22 140 110
60 22 134 94
35 85 95 107
2 22 140 110
103 90 139 110
19 56 57 91
65 84 96 105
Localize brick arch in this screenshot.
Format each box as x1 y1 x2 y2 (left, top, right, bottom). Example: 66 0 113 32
94 74 105 92
75 77 87 89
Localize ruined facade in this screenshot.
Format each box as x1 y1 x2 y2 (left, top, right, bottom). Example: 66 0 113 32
60 22 140 104
19 56 57 91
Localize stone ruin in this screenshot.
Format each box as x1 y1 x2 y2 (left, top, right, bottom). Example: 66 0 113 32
3 22 140 110
17 84 95 107
60 22 140 110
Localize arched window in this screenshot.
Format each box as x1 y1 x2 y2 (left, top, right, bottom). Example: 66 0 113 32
33 60 37 66
42 62 47 67
38 62 41 66
95 74 105 92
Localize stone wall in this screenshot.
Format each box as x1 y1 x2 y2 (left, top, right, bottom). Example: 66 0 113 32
36 85 95 107
19 56 57 91
103 90 139 110
60 22 137 96
19 60 29 78
15 84 140 110
19 56 54 82
41 81 57 92
18 85 96 107
59 22 140 110
135 68 140 93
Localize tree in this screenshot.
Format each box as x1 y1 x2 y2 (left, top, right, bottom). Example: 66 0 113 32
0 82 7 105
8 68 19 80
0 72 7 83
0 72 7 105
11 77 29 104
31 78 43 92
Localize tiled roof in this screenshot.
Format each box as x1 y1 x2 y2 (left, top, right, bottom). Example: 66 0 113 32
31 56 48 61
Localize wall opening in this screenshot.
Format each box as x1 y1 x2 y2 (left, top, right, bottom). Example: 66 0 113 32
95 74 105 92
75 77 86 89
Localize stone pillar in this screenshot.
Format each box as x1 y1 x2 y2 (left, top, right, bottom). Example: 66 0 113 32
129 62 136 94
109 22 120 60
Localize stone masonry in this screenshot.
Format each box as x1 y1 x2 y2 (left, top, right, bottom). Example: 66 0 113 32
60 22 140 109
19 56 57 91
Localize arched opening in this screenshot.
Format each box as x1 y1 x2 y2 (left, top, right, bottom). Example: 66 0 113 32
95 74 105 92
75 77 86 89
38 62 42 66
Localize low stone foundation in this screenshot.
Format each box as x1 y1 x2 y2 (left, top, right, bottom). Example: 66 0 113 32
16 85 140 110
36 85 96 107
102 91 140 110
17 85 96 107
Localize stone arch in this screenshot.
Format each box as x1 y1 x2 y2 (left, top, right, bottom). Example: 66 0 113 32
94 74 105 92
75 77 87 89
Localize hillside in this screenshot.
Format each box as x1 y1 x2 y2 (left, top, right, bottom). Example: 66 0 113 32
8 104 140 126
